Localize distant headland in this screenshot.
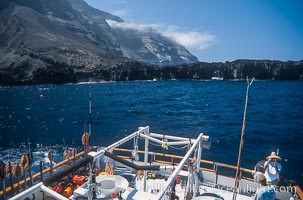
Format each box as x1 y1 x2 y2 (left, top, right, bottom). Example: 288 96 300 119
1 59 302 85
0 0 302 85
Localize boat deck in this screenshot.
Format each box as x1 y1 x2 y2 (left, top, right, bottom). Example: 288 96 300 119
2 126 302 200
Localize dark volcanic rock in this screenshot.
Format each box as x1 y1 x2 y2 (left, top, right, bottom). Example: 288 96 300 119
0 0 302 85
0 0 128 84
156 60 303 81
88 59 303 82
0 0 199 85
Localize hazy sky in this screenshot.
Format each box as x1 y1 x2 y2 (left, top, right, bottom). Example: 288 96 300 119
85 0 303 62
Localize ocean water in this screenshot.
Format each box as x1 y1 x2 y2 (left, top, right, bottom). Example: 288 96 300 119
0 80 302 186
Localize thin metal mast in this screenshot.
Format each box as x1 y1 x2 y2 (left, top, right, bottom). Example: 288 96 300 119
232 77 254 200
27 138 33 186
88 92 92 136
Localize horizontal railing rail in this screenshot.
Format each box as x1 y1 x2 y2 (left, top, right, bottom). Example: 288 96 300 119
0 151 84 198
2 148 303 200
113 148 303 199
113 148 253 178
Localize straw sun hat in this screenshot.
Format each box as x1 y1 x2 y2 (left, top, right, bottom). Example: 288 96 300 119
266 152 282 160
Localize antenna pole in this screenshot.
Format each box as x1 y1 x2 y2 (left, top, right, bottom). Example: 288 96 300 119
88 92 92 136
232 77 254 200
27 138 33 186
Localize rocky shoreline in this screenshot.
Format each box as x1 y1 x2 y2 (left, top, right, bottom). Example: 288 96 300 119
1 59 302 85
0 0 302 86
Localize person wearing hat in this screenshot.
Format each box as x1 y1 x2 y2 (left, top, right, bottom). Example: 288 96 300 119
264 152 282 185
254 174 275 200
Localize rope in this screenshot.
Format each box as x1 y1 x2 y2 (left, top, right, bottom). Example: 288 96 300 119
170 145 189 150
149 141 162 147
139 135 193 150
149 139 191 150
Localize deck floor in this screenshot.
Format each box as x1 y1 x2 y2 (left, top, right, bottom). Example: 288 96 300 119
128 179 253 200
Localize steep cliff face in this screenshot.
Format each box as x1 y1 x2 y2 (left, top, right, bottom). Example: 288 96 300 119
0 0 127 84
108 24 198 65
215 60 303 80
0 0 302 85
66 0 198 65
89 60 303 82
0 0 198 85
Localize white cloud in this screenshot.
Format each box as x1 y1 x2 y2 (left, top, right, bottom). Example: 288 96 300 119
112 9 128 17
106 19 160 32
163 27 215 50
106 20 215 50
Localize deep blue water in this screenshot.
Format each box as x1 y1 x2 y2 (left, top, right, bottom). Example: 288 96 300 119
0 80 303 186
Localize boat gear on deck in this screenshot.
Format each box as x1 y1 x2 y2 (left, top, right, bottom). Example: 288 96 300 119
5 162 15 177
105 162 114 175
63 149 70 159
82 132 90 154
98 172 109 176
63 183 73 197
20 155 29 169
12 163 21 177
43 155 93 186
73 175 88 185
2 126 302 200
53 182 65 193
104 151 160 171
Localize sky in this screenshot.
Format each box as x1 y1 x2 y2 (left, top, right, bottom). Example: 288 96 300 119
85 0 303 62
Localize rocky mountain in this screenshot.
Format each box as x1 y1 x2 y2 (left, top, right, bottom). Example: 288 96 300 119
0 0 301 85
0 0 198 85
66 0 198 65
0 0 127 83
